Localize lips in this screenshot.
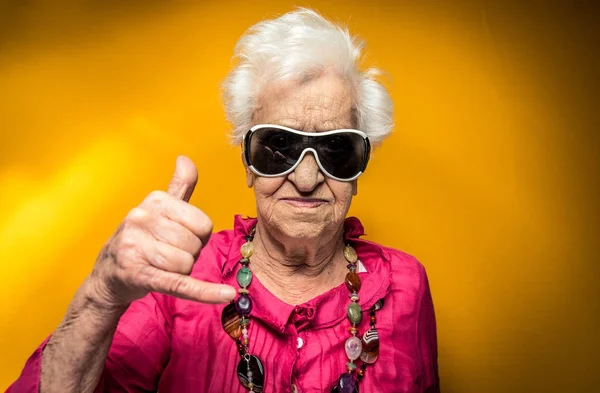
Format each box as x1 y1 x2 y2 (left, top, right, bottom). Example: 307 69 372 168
280 197 328 208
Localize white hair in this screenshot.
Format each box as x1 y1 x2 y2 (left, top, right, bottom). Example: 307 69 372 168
222 8 394 146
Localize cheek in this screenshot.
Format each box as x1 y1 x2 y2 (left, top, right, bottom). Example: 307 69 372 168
328 181 354 208
253 177 286 199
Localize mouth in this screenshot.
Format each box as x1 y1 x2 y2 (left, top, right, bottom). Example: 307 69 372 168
280 197 328 208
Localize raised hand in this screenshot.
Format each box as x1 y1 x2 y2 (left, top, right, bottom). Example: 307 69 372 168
88 156 236 307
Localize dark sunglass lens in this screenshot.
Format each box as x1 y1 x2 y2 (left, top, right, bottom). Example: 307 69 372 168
316 133 366 179
249 128 302 175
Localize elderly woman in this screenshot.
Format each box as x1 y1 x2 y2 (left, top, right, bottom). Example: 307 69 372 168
9 9 439 393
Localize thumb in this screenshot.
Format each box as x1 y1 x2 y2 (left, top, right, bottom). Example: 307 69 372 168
167 155 198 202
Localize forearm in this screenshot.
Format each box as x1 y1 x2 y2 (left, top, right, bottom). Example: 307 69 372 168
40 278 128 393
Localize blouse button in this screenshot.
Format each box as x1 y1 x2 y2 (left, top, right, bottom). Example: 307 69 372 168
297 336 304 349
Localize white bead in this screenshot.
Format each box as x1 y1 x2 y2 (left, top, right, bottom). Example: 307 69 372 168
345 336 363 360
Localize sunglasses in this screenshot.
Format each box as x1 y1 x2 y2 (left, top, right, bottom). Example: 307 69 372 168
243 124 371 182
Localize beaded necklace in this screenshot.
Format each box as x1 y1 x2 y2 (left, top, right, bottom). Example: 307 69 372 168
221 228 383 392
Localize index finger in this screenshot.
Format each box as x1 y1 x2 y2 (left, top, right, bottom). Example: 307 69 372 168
140 190 213 245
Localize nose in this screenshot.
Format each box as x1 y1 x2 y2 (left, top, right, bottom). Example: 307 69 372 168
287 152 325 192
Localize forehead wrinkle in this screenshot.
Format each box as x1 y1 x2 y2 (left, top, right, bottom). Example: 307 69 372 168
290 95 353 131
253 75 355 131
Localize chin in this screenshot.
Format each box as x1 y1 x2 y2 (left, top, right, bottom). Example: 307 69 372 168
276 214 330 240
287 223 325 240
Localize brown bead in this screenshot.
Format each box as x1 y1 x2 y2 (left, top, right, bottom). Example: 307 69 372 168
360 327 380 364
348 326 359 335
221 303 241 339
357 367 365 377
370 316 376 323
243 338 249 345
345 271 361 292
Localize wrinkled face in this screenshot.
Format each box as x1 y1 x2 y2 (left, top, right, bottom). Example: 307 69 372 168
246 72 358 241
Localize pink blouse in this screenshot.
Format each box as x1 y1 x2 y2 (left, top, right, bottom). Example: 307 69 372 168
8 215 440 393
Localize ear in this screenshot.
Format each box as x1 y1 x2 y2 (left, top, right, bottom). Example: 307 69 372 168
351 180 358 196
241 152 254 188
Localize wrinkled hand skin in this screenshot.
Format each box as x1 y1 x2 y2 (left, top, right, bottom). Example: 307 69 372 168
39 156 236 393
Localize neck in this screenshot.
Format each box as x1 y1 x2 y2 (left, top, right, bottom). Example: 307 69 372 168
250 221 347 305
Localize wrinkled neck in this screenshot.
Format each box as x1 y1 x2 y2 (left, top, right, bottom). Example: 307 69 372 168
250 222 348 305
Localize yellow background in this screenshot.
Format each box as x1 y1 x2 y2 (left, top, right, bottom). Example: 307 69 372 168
1 1 598 392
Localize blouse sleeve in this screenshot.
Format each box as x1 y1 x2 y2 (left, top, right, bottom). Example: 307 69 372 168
417 264 440 393
6 292 172 393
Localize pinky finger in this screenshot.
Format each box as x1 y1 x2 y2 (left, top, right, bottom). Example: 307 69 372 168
139 265 237 304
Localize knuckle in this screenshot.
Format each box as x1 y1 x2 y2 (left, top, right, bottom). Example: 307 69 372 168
168 276 188 295
147 190 166 202
118 232 139 250
145 190 168 209
126 207 148 223
189 281 206 298
180 253 195 274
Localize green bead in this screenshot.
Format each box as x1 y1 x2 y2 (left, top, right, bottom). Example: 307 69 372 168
346 361 357 371
347 302 363 325
236 267 253 288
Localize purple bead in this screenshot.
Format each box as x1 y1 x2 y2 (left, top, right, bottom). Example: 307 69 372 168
338 373 356 393
235 295 253 316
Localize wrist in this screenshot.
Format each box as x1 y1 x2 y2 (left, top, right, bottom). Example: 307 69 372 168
79 276 130 315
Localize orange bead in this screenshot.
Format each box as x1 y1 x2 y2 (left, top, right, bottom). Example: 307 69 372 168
345 271 361 292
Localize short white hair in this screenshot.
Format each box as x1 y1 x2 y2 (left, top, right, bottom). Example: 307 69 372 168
222 8 394 146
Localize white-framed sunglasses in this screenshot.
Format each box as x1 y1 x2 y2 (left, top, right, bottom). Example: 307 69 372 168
243 124 371 182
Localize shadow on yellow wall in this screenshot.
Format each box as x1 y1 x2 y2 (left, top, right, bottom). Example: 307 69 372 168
1 1 598 392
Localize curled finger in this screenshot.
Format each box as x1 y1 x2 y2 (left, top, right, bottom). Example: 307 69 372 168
146 241 196 275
